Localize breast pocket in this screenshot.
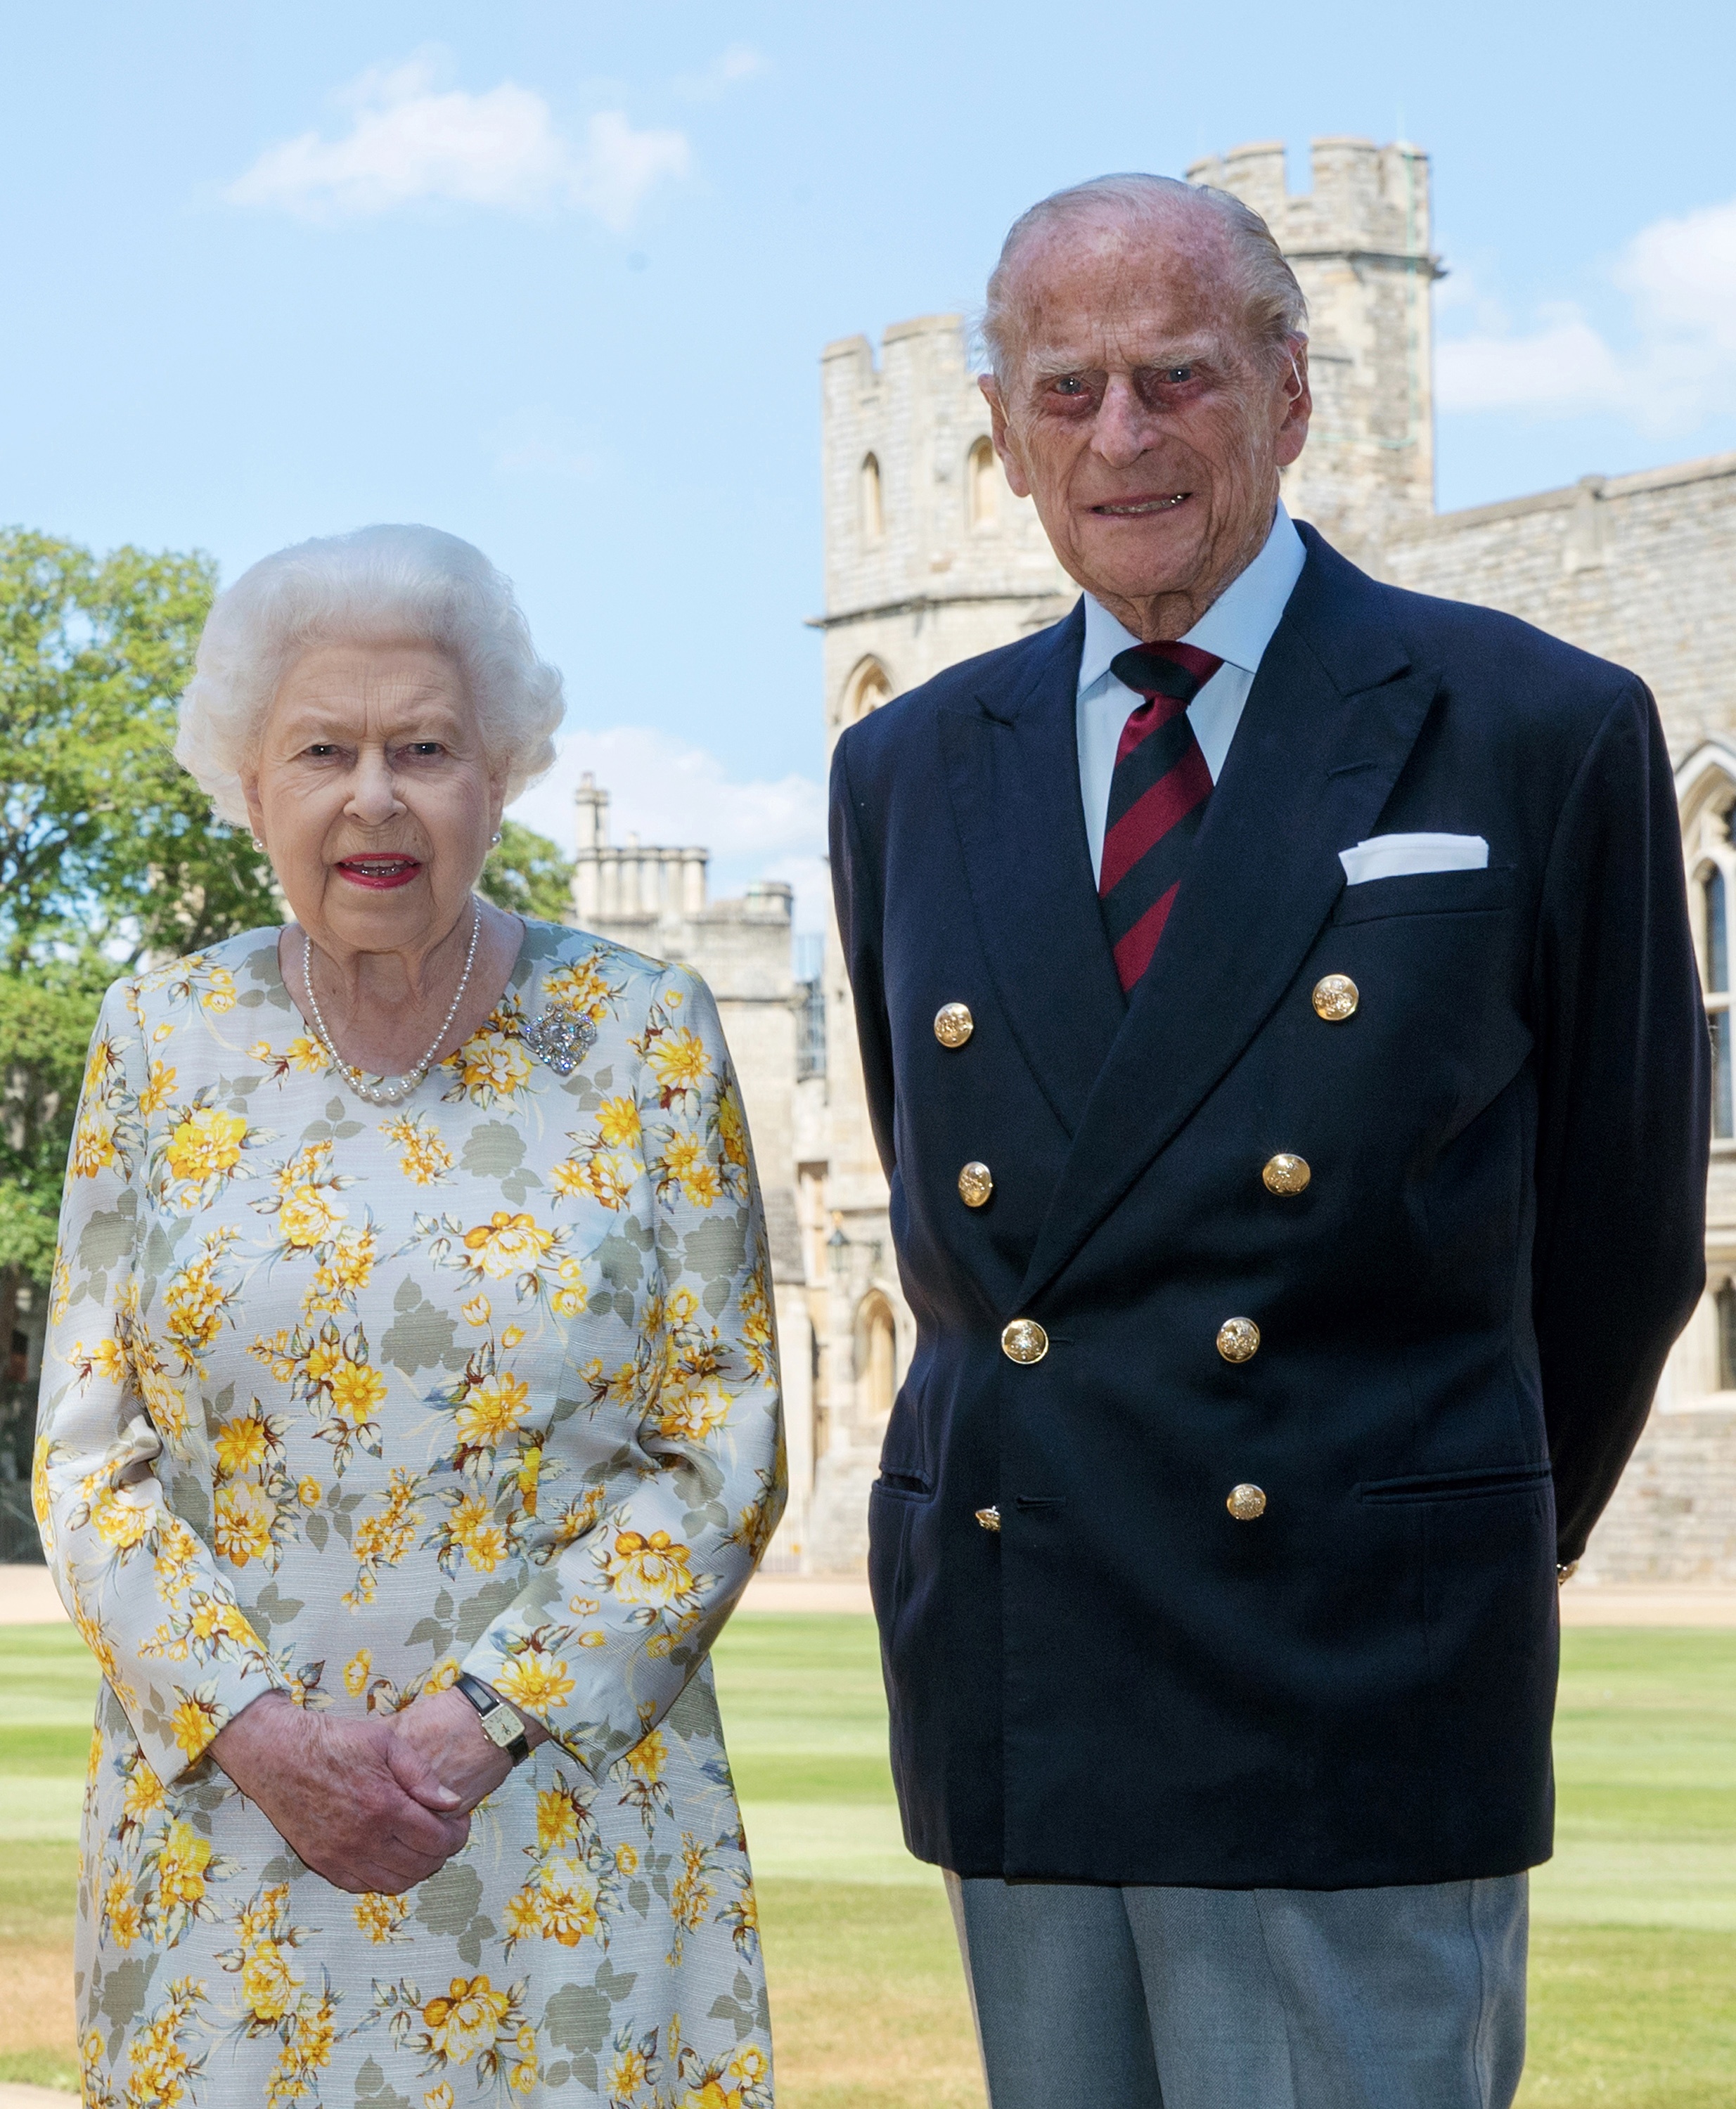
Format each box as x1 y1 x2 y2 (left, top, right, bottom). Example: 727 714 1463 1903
1332 865 1517 926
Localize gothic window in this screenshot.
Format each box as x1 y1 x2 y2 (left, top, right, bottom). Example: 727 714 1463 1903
1703 860 1732 1138
860 453 884 540
859 1291 896 1428
842 657 892 723
1718 1282 1736 1391
967 435 999 529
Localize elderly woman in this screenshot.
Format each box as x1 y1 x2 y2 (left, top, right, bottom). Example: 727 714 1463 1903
37 524 783 2107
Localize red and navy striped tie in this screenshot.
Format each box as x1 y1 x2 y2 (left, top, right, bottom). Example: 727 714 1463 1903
1099 640 1223 991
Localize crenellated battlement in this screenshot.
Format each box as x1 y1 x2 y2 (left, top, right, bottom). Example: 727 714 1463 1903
1187 137 1441 565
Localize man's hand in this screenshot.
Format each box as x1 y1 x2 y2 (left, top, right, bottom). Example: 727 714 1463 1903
394 1684 548 1814
210 1691 472 1895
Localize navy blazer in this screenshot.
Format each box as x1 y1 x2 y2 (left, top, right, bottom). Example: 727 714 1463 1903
829 525 1709 1888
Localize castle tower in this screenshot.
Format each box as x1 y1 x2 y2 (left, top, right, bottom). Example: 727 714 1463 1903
1186 137 1440 568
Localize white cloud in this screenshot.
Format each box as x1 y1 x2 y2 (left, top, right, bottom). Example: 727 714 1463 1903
1436 195 1736 434
227 55 688 230
508 726 830 931
674 45 768 101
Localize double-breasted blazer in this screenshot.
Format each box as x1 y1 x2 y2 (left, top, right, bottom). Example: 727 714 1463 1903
829 524 1709 1889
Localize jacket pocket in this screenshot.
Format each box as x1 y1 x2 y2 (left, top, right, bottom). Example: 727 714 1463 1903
1332 865 1516 925
1356 1461 1552 1506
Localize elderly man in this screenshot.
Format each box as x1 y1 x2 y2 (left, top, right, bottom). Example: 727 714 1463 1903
828 174 1708 2108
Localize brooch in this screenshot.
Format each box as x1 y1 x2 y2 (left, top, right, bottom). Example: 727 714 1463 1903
520 1010 598 1076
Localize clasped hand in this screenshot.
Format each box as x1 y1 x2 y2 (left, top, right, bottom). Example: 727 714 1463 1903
210 1685 529 1895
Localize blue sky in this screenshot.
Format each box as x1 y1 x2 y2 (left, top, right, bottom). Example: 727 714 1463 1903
6 1 1735 926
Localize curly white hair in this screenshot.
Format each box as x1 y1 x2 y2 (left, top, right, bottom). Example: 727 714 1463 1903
174 523 564 826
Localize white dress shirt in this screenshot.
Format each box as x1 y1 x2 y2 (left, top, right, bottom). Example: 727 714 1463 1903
1076 505 1307 882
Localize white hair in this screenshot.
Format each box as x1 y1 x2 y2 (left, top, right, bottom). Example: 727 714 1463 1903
174 523 564 826
981 172 1308 379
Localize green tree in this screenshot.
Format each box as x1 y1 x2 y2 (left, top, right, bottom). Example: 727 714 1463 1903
480 818 575 926
0 529 275 1500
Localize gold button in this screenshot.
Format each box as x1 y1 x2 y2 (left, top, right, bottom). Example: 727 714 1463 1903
1262 1153 1311 1196
1216 1317 1260 1363
934 1002 975 1047
1226 1483 1267 1521
958 1161 994 1208
1312 974 1359 1021
1001 1319 1049 1365
975 1505 1002 1533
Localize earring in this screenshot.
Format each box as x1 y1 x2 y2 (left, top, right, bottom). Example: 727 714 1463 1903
490 831 502 845
251 837 265 851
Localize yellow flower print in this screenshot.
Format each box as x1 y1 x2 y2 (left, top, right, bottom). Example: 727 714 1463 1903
278 1182 347 1250
610 2045 652 2097
615 1842 639 1874
354 1890 410 1942
153 1819 212 1911
122 1763 169 1831
597 1095 642 1148
138 1059 179 1115
71 1103 118 1178
553 1256 589 1317
214 1480 277 1566
170 1692 224 1760
535 1788 579 1852
213 1412 271 1478
287 1036 328 1073
330 1357 387 1431
626 1729 666 1785
420 1975 513 2064
381 1111 454 1186
534 1858 600 1946
103 1866 142 1949
730 2045 769 2086
89 1336 129 1386
92 1488 153 1552
718 1083 750 1170
494 1645 575 1717
345 1649 373 1696
461 1294 491 1327
682 1161 722 1208
455 1372 531 1452
457 1031 532 1100
501 1323 525 1349
240 1938 302 2023
165 1106 249 1187
541 956 621 1023
446 1492 508 1573
297 1476 321 1506
425 2087 456 2109
604 1528 696 1608
200 966 238 1012
649 1026 710 1098
501 1886 544 1946
462 1211 555 1281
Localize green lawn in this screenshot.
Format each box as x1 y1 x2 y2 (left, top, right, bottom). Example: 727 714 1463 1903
1 1618 1732 2103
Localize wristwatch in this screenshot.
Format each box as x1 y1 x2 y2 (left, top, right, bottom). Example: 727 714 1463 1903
1557 1561 1579 1585
455 1672 532 1765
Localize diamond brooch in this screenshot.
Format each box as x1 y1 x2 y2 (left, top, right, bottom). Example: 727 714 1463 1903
520 1010 597 1076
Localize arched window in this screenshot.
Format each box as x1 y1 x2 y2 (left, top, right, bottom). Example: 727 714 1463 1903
967 435 1000 529
1718 1282 1736 1391
1704 862 1732 1138
860 453 884 541
858 1291 896 1428
842 657 893 723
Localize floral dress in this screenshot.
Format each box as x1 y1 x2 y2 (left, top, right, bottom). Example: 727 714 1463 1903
36 920 785 2109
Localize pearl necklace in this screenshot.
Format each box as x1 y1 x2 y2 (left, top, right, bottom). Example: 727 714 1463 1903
300 900 482 1107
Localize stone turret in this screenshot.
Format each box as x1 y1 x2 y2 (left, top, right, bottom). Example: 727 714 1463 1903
1186 137 1441 569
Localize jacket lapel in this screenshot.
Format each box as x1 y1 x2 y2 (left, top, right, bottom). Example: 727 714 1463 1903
939 602 1126 1139
1015 531 1439 1308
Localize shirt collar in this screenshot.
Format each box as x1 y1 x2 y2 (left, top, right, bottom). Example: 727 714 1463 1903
1077 502 1308 694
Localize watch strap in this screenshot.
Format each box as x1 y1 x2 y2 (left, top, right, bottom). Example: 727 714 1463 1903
454 1671 532 1764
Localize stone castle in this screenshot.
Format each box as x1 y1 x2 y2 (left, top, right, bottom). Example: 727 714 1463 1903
576 137 1736 1580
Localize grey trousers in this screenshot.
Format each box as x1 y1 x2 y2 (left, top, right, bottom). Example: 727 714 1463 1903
945 1871 1527 2109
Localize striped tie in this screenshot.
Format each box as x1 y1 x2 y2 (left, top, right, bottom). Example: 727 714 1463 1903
1099 640 1223 992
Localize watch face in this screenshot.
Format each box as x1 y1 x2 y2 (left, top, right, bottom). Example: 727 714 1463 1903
482 1709 519 1750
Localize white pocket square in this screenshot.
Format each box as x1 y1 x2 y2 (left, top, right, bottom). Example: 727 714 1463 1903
1339 833 1490 884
